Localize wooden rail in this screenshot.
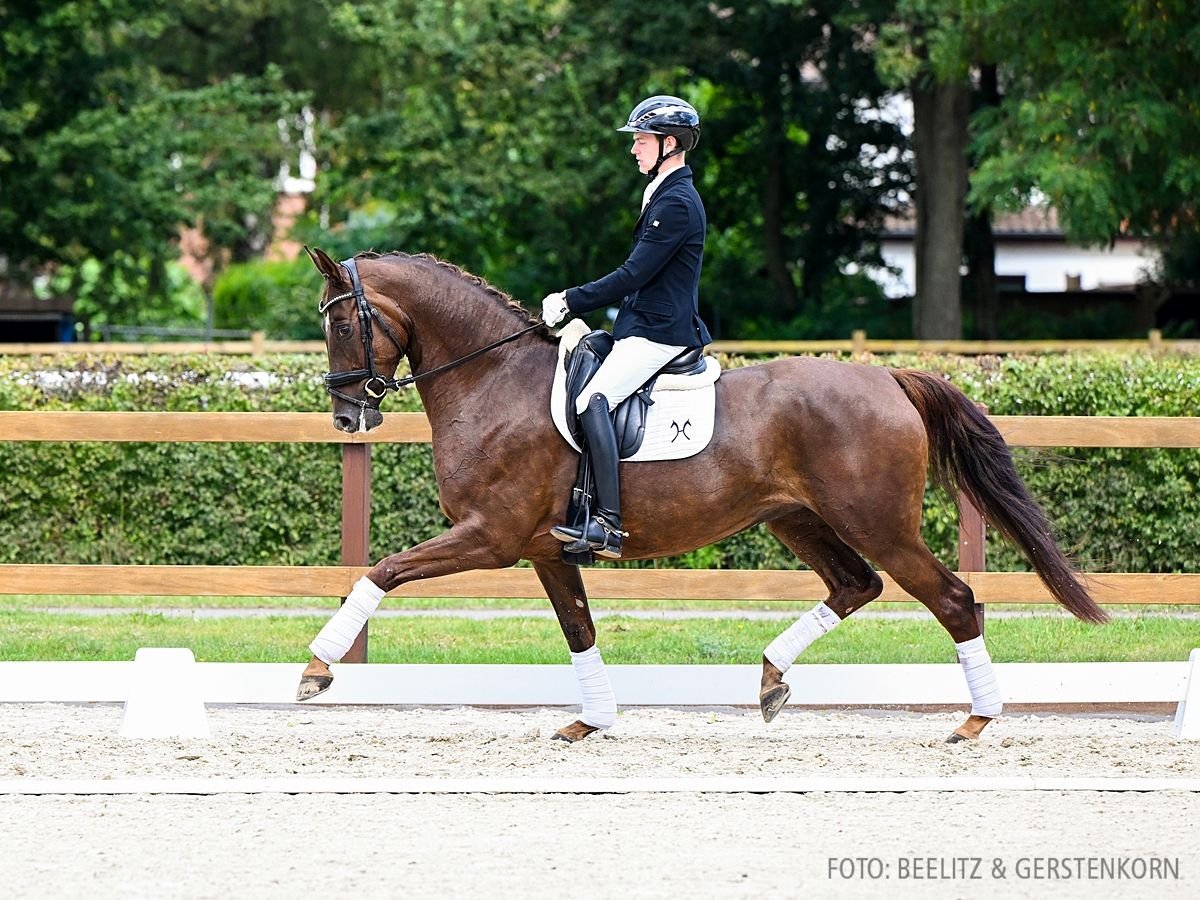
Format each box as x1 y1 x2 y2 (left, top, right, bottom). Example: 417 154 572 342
2 411 1199 663
1 565 1198 606
5 411 1200 448
4 328 1199 357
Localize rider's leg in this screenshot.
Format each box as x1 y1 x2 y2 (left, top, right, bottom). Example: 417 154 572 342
569 336 687 419
551 390 624 555
566 392 624 558
552 337 684 557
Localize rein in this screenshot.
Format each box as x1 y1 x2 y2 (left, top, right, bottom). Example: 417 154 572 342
320 256 542 409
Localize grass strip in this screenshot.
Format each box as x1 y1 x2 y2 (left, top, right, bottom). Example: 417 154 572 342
0 611 1195 664
3 594 1198 615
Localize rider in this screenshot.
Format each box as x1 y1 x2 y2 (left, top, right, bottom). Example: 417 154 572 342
541 95 713 560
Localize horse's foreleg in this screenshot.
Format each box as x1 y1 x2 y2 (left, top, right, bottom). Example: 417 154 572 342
532 559 615 742
759 514 884 722
295 526 523 702
296 574 385 699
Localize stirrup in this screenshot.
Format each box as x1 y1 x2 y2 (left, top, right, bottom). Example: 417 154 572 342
564 515 626 560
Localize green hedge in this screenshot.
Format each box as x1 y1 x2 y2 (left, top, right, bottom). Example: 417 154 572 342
2 351 1199 573
212 259 324 340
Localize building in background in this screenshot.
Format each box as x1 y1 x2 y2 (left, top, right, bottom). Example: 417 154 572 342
873 206 1155 299
0 262 75 342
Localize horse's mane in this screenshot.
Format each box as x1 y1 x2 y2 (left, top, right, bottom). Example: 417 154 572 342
354 251 554 342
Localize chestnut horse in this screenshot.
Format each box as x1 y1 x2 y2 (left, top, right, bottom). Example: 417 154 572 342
298 248 1107 742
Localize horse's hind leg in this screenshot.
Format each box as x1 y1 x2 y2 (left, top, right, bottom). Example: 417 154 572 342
870 538 1001 742
759 511 884 722
532 559 615 743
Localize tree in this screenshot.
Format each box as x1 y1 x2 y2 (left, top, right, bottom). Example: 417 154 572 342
0 1 306 329
610 0 911 334
968 0 1200 325
287 1 911 336
878 0 1200 338
876 1 978 339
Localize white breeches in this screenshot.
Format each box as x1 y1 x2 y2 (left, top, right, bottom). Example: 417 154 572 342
576 336 685 414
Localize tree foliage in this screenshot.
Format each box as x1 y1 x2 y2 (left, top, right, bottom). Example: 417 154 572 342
296 0 910 336
1 1 307 325
2 0 1197 338
967 0 1200 254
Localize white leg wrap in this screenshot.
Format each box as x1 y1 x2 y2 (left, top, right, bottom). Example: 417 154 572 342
763 602 842 674
309 576 386 664
570 645 617 729
955 635 1003 717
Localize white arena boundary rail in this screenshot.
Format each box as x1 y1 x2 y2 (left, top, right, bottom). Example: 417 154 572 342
0 649 1197 740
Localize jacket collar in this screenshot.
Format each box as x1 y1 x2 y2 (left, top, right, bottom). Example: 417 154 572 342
635 165 691 228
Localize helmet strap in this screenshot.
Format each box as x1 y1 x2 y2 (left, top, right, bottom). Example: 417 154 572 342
647 134 684 179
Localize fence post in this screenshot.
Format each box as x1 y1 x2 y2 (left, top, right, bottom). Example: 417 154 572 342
340 443 372 663
957 402 989 635
851 329 867 355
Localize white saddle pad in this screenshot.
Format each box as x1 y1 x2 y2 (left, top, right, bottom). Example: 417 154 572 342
550 319 720 462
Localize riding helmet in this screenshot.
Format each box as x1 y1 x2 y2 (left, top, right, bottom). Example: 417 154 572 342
618 95 701 152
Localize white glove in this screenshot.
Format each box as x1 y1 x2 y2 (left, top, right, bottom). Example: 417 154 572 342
541 291 569 327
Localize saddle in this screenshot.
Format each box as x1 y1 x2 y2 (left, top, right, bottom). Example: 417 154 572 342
562 330 707 459
560 329 708 567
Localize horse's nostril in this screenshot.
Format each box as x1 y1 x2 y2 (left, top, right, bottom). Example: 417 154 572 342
334 414 356 432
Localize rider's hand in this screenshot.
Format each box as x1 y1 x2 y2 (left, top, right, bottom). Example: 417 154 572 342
541 292 569 327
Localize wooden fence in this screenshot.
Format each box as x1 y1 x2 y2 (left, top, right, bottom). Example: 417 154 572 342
2 329 1198 357
2 411 1200 662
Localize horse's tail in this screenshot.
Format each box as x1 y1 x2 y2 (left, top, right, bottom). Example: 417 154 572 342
891 368 1108 624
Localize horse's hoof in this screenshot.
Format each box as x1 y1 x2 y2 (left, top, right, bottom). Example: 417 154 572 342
552 721 601 743
759 683 791 723
296 675 333 702
946 714 992 743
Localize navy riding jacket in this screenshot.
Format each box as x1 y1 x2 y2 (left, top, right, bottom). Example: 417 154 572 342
565 166 713 349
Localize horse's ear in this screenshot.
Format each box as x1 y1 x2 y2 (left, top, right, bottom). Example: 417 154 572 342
305 246 343 282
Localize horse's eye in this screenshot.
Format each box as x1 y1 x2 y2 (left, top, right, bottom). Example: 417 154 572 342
336 323 352 339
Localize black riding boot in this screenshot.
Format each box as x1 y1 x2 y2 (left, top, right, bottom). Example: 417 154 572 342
551 393 625 559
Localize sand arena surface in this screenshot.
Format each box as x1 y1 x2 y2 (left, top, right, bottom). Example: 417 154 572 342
1 704 1197 899
2 703 1198 780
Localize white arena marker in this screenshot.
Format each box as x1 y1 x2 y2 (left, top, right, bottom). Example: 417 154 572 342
1173 648 1200 740
119 648 210 739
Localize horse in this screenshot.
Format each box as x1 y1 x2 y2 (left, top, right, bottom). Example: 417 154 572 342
298 247 1108 743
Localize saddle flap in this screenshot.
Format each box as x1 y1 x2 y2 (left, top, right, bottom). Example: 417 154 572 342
562 331 614 447
563 329 660 459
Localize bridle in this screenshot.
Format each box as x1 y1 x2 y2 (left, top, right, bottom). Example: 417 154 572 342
319 256 542 410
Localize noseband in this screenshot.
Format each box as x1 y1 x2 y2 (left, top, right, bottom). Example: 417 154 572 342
320 256 543 409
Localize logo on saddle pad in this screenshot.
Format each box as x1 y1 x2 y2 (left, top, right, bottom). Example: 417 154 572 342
550 320 720 463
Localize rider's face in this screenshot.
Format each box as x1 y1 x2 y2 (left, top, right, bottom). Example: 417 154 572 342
631 131 675 174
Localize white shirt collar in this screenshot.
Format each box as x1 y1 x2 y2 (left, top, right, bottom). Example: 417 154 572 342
641 167 675 211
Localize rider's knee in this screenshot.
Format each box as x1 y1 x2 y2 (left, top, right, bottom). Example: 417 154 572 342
576 391 611 417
